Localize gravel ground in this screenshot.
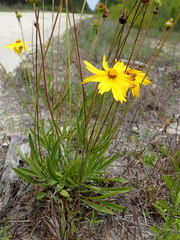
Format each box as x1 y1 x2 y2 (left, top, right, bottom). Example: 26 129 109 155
0 11 91 72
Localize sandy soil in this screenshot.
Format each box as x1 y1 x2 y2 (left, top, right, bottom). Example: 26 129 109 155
0 11 90 72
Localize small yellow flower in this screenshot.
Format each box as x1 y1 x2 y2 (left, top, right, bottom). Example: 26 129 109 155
126 67 151 98
4 39 30 55
82 56 132 103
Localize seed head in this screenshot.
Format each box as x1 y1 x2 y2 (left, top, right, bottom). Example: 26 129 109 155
96 2 105 13
119 10 128 24
103 6 109 18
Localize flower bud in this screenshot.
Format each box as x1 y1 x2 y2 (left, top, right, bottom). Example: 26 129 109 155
92 19 99 33
15 10 22 20
93 19 99 28
165 18 174 30
153 0 161 7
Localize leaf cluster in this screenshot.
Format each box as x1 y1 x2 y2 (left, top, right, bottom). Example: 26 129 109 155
151 153 180 239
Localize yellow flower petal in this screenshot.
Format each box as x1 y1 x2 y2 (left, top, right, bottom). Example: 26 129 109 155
113 61 126 72
98 78 112 94
111 81 127 102
131 84 140 98
84 60 103 75
3 40 30 55
102 55 108 71
82 74 105 83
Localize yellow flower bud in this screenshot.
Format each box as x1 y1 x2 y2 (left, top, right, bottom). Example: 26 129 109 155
93 20 99 28
92 20 99 34
153 0 161 7
15 10 22 20
165 18 174 30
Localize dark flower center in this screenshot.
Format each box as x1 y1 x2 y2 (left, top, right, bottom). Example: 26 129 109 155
108 69 117 78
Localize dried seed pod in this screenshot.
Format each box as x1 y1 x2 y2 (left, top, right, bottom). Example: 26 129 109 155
153 7 159 15
119 11 128 24
141 0 150 3
103 6 109 18
97 2 105 13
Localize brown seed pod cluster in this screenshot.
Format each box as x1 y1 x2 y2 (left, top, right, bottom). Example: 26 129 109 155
97 2 109 18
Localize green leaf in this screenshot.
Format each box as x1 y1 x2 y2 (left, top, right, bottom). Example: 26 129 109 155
176 191 180 205
35 192 46 199
28 133 37 156
83 184 104 193
150 226 161 235
94 153 120 172
99 200 125 212
82 200 114 215
59 189 70 198
46 157 59 182
53 101 61 112
153 203 166 219
163 174 175 194
84 191 125 200
156 200 169 209
77 116 84 146
90 177 129 183
102 187 132 193
13 168 37 185
14 167 40 177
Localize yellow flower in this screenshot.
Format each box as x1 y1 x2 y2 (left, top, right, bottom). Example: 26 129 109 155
4 39 30 55
82 56 132 103
126 67 151 98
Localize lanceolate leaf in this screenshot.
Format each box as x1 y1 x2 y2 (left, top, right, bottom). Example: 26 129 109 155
47 157 59 182
13 168 38 185
84 191 125 200
102 187 133 193
14 167 40 177
82 200 114 215
99 200 126 212
90 177 129 183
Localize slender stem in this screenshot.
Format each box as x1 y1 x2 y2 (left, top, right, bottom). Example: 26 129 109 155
87 94 104 149
34 7 60 137
90 99 115 151
108 0 139 61
132 14 154 64
116 1 143 61
125 1 149 70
